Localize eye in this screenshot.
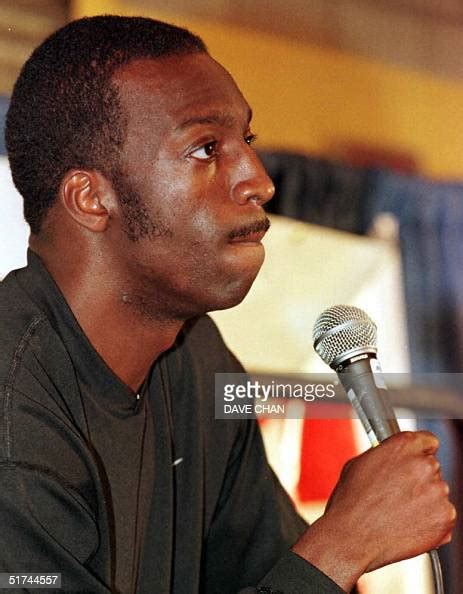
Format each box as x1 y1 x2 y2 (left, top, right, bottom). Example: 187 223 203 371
190 141 218 160
245 133 258 146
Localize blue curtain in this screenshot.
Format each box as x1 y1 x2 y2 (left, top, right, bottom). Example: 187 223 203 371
365 170 463 374
260 151 370 233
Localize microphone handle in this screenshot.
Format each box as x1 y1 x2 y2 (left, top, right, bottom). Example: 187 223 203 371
336 355 400 445
337 356 444 594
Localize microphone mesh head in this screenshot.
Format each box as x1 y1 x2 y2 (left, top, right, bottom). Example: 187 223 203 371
313 305 377 367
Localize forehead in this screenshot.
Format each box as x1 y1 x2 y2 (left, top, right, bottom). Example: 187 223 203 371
112 53 251 130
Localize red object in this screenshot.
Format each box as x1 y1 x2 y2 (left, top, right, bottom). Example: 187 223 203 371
298 417 358 501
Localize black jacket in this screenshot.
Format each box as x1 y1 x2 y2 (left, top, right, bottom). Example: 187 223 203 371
0 250 343 594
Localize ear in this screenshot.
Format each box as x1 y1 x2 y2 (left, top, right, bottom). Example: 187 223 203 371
60 169 115 232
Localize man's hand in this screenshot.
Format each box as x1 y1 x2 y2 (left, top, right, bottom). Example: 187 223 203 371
291 431 456 592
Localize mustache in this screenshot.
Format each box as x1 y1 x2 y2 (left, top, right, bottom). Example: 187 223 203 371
228 216 271 241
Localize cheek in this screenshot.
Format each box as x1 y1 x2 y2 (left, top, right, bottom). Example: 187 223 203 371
157 183 226 241
136 159 230 248
187 207 225 243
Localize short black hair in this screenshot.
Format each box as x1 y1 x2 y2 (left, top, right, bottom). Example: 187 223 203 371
5 15 207 234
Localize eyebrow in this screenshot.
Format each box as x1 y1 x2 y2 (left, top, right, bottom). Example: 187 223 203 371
176 107 253 131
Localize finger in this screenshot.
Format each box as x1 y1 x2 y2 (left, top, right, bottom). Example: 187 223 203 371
441 481 450 496
437 504 456 547
414 430 440 454
439 532 453 546
383 431 439 455
442 497 457 527
426 455 441 478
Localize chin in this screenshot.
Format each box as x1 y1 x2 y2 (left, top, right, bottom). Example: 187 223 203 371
207 271 259 313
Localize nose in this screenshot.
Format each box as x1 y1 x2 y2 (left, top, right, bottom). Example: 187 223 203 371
231 151 275 206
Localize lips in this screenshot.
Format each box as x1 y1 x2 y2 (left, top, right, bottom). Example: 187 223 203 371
229 230 267 244
228 216 271 244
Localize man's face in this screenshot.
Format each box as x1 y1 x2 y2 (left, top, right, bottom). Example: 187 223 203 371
109 52 275 320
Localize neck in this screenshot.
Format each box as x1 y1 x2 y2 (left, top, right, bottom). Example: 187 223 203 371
71 297 183 392
79 314 182 393
31 242 184 392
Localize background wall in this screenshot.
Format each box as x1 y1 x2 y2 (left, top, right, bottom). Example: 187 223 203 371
72 0 463 180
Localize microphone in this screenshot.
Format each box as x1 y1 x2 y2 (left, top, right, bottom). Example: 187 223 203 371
313 305 445 593
313 304 400 445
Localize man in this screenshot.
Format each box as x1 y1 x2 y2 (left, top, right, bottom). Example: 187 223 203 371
0 15 455 594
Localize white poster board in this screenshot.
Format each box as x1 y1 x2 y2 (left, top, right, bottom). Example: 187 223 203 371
0 156 28 278
211 214 410 374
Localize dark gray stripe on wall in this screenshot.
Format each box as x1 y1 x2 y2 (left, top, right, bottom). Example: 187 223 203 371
0 96 9 155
